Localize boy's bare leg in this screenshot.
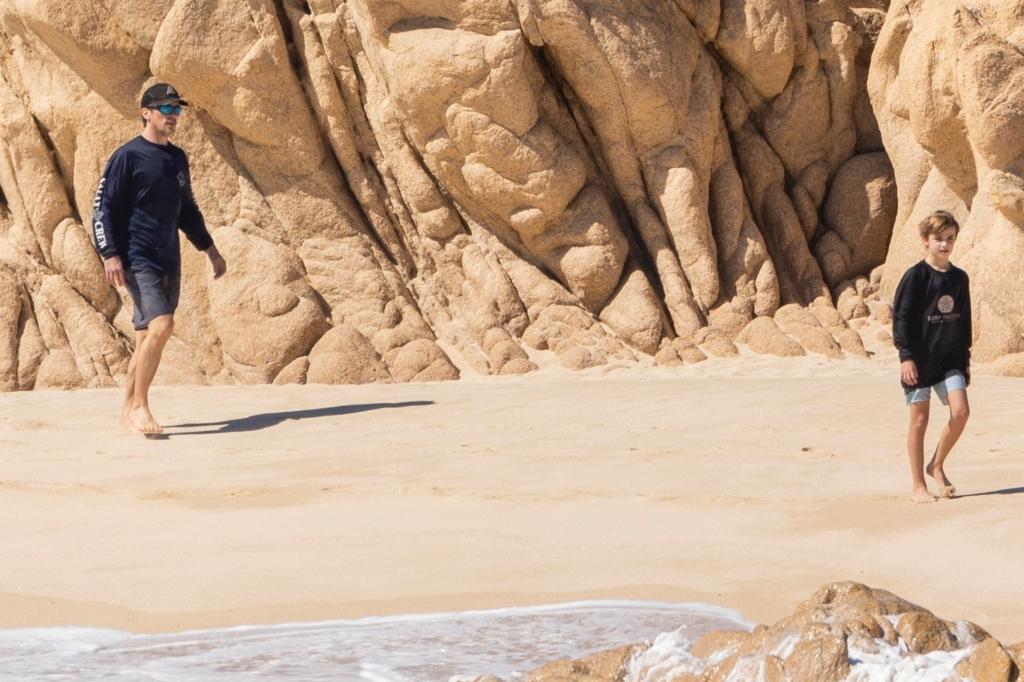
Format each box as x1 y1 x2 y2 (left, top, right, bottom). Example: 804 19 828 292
121 330 146 431
926 389 969 497
128 314 174 435
907 401 935 503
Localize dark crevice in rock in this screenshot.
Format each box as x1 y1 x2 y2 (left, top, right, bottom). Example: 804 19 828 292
336 14 471 259
726 142 801 307
270 0 303 73
333 106 415 275
388 17 456 34
331 25 424 251
30 114 82 225
310 25 413 273
527 42 670 320
324 14 471 357
807 222 829 253
392 124 471 241
707 80 814 305
283 5 407 271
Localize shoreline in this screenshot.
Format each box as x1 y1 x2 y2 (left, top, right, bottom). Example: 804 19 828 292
2 360 1023 641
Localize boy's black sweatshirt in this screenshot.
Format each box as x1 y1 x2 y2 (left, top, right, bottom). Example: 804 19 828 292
892 260 972 391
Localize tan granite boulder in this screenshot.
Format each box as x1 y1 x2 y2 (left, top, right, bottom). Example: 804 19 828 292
306 324 390 385
870 0 1024 362
517 582 1011 682
527 644 642 682
954 636 1016 682
654 337 707 367
1 0 1023 390
893 611 959 654
694 328 740 358
0 266 21 391
736 316 806 357
784 634 850 681
207 225 331 383
1006 641 1024 678
814 152 898 287
774 304 843 358
989 353 1024 378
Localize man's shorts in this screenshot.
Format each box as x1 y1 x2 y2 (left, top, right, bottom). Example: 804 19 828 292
904 370 967 406
124 268 180 331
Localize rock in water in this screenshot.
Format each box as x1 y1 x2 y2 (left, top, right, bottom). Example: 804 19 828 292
515 582 1024 682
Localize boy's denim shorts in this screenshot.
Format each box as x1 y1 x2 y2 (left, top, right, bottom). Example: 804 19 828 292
124 267 180 331
905 370 967 406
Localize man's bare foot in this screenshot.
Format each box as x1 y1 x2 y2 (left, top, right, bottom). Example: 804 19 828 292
911 486 936 504
129 405 163 435
925 461 956 497
121 404 134 432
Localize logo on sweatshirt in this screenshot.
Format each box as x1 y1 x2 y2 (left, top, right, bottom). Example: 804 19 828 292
93 177 108 249
928 294 960 323
177 171 186 187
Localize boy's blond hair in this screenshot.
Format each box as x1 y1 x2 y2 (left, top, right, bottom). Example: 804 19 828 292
918 210 960 239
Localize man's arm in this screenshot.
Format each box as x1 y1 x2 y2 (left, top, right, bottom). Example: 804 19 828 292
178 156 213 251
178 157 226 279
92 151 130 287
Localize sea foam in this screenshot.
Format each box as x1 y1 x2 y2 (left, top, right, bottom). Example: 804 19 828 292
0 600 748 681
0 601 979 681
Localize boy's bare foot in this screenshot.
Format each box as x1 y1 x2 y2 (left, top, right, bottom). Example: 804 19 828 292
911 486 936 504
128 405 163 435
121 401 134 432
925 461 956 497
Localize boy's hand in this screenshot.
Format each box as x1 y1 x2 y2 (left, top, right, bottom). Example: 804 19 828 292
900 359 918 385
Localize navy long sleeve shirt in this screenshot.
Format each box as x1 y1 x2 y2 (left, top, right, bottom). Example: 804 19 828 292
892 260 972 391
91 136 213 274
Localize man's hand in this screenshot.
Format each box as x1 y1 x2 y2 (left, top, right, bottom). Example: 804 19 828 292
900 359 918 386
103 255 125 288
206 245 227 279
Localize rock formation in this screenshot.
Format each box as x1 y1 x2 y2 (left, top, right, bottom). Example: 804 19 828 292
0 0 1018 390
506 582 1024 681
869 0 1024 364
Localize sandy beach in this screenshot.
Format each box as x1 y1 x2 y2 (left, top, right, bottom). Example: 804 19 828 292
2 355 1022 644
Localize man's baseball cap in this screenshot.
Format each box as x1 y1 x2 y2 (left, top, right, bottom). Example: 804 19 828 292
141 83 189 108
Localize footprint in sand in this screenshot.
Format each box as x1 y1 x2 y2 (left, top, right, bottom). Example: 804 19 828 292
799 446 837 459
8 419 48 430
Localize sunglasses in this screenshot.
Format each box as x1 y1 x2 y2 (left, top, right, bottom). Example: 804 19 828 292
149 104 183 116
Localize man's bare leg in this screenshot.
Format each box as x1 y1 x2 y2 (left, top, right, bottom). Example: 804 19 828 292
926 389 969 497
121 330 147 431
907 401 935 503
128 314 173 434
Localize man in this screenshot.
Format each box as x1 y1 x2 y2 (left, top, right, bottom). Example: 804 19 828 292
92 83 227 435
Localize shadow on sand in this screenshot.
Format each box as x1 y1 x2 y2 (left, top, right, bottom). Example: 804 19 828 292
165 401 434 435
953 486 1024 499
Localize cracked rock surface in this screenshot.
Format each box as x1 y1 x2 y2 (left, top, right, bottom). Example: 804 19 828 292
0 0 1015 389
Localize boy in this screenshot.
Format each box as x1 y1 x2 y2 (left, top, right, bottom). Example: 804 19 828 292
892 210 972 503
